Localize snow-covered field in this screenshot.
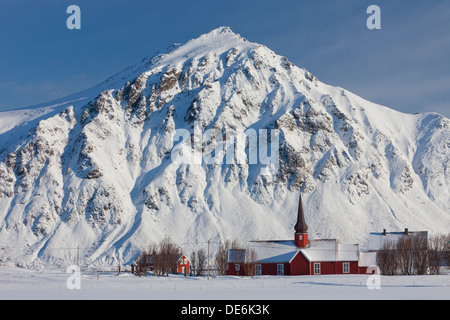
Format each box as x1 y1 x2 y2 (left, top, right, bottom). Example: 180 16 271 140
0 266 448 300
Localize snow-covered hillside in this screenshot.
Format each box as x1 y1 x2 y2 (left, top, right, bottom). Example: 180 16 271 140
0 27 448 269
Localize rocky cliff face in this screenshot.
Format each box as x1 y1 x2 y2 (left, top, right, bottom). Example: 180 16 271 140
0 27 448 268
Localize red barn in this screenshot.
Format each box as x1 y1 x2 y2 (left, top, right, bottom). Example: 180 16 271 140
228 194 369 276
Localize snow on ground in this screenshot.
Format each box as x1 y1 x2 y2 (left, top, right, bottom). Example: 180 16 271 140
0 266 448 300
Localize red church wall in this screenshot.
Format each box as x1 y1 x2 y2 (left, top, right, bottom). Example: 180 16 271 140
308 261 360 275
289 252 361 275
358 266 369 274
227 263 248 276
290 251 310 275
318 262 337 275
261 263 291 275
228 262 292 276
261 263 276 275
229 260 361 276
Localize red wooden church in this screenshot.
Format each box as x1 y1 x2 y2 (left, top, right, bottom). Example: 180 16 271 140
228 194 370 276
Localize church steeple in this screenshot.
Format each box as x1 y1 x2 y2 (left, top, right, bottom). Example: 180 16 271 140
294 193 308 233
294 193 308 247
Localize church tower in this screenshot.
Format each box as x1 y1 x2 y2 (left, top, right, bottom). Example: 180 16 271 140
294 193 308 248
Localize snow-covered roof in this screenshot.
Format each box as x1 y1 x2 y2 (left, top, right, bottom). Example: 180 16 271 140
250 241 298 263
367 231 428 251
299 239 336 262
358 252 377 267
139 253 189 265
228 249 246 263
300 240 359 262
336 243 360 261
231 239 360 264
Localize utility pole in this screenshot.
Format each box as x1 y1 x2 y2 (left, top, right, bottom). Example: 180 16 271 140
207 239 210 280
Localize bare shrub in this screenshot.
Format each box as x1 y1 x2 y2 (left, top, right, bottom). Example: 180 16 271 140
376 240 398 275
243 247 258 277
134 244 157 276
397 235 414 275
191 248 207 276
428 234 448 275
153 236 181 276
214 241 231 276
214 240 240 275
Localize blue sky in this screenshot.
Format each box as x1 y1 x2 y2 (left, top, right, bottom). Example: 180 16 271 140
0 0 449 117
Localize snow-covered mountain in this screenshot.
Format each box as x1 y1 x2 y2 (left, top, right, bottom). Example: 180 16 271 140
0 27 448 269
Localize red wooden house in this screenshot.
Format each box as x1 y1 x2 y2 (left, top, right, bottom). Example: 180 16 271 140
228 194 369 276
176 254 190 275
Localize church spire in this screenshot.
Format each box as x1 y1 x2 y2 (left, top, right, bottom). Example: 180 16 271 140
294 193 308 233
294 193 308 248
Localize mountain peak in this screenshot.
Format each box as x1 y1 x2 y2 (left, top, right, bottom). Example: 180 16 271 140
161 26 251 64
200 26 241 38
96 26 255 90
